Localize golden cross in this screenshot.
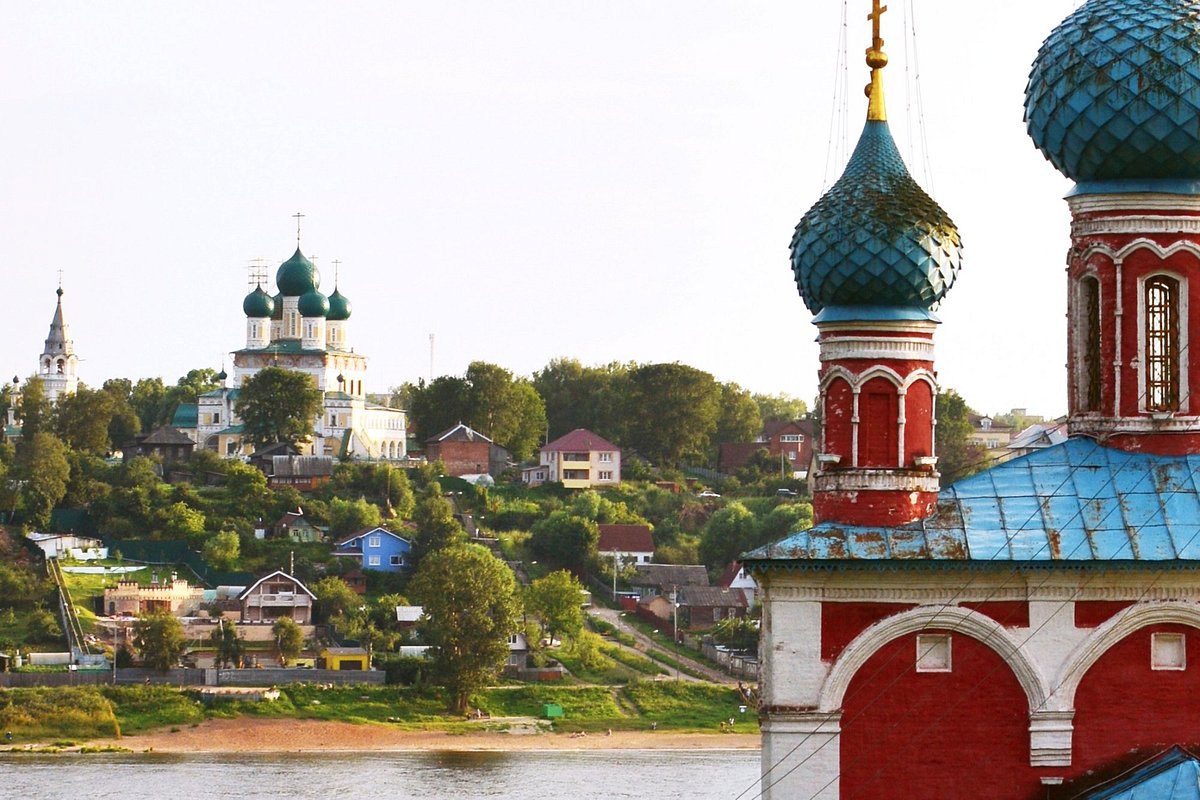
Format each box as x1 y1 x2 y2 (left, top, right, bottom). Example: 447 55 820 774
292 211 305 244
868 1 888 49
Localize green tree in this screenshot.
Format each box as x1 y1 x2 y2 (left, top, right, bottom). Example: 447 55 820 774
311 576 360 623
698 501 759 571
625 363 722 467
101 379 142 449
130 377 169 430
326 462 414 520
753 393 809 424
209 618 244 668
524 570 585 643
716 382 763 446
202 530 241 571
53 385 117 455
408 375 472 442
529 511 599 574
158 501 206 543
26 609 63 644
410 543 519 713
272 616 306 665
22 432 71 529
328 497 383 539
133 611 186 671
532 358 631 442
15 376 52 456
234 367 323 449
409 484 466 568
936 389 985 485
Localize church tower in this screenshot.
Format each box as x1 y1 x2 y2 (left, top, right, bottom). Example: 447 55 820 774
1026 0 1200 456
38 285 78 403
791 3 963 527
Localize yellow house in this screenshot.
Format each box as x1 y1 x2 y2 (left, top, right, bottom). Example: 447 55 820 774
320 646 370 671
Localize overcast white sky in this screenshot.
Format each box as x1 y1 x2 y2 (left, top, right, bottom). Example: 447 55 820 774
1 1 1084 418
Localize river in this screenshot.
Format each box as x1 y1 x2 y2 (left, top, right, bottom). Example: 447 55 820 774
0 750 761 799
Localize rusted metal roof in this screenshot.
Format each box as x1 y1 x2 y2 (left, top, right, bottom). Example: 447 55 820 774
744 439 1200 567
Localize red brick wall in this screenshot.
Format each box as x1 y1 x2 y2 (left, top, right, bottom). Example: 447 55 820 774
821 602 917 662
427 440 489 476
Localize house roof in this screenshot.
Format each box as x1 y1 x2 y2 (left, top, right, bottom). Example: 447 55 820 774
629 564 709 589
275 510 312 528
272 455 334 477
395 605 424 623
252 442 300 459
598 524 654 553
746 439 1200 567
427 422 493 445
140 425 196 446
719 442 769 472
237 570 316 601
717 561 743 588
334 526 411 548
679 586 748 608
542 428 620 454
1083 747 1200 800
171 403 198 429
762 419 809 440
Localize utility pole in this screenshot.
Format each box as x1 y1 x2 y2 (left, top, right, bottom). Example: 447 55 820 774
611 549 619 602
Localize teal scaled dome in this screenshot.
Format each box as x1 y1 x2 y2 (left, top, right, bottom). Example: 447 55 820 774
791 120 962 314
1026 0 1200 183
327 288 352 321
298 289 329 318
242 285 274 318
276 248 320 296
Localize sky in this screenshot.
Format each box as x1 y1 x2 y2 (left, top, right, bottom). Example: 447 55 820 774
1 1 1085 419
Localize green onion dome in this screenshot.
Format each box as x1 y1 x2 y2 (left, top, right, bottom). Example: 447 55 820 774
276 248 320 296
1026 0 1200 184
242 286 274 318
791 119 963 314
327 288 352 321
298 288 329 318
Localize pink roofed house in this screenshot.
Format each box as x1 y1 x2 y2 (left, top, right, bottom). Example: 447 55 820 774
526 428 621 489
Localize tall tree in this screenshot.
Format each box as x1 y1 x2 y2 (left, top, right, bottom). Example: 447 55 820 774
133 611 186 671
234 367 323 449
408 375 472 442
753 392 809 423
529 511 599 575
410 543 519 713
532 358 630 442
101 379 142 448
202 530 241 571
625 363 722 466
209 619 244 668
21 432 71 529
698 501 760 571
15 376 51 455
53 385 117 455
327 496 383 538
272 616 306 665
936 389 985 484
716 382 763 445
130 377 169 430
524 570 585 643
409 484 466 568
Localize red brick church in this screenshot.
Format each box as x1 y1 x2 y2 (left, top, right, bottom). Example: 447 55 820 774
746 1 1200 797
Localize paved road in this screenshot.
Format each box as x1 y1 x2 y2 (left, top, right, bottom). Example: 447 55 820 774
590 607 735 685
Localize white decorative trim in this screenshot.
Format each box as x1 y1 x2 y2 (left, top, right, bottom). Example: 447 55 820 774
813 470 940 493
1068 194 1200 214
1073 216 1200 237
817 605 1049 714
764 583 1200 604
820 336 935 362
1070 414 1200 434
1077 237 1200 266
817 320 937 335
1051 601 1200 712
1029 711 1075 767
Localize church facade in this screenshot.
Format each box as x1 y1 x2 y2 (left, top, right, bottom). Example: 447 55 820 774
37 286 79 404
747 2 1200 798
176 243 406 460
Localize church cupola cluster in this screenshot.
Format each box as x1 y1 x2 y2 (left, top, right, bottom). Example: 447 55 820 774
39 285 79 403
791 1 963 526
1026 0 1200 453
242 245 352 353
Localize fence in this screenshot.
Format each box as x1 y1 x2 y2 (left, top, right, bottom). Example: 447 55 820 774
0 667 385 688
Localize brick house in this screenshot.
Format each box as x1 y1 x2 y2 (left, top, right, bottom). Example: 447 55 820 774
424 422 510 478
717 419 814 479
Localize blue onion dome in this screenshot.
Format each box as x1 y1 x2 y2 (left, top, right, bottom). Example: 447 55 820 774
298 288 329 318
791 120 963 314
327 288 352 321
242 285 274 318
276 247 320 296
1026 0 1200 183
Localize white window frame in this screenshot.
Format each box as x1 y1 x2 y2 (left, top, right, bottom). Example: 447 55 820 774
1152 632 1187 671
599 452 612 462
367 555 380 567
389 554 402 566
915 634 952 673
368 536 381 548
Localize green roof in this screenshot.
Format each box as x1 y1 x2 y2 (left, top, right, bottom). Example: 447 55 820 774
217 424 245 435
235 340 354 357
172 403 199 428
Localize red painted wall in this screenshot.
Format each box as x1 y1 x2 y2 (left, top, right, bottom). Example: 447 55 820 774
821 602 917 661
812 487 938 527
1072 623 1200 780
1074 601 1134 628
824 378 854 462
960 601 1029 628
840 630 1037 799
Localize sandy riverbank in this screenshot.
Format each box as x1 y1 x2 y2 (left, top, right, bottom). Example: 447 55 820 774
82 718 760 753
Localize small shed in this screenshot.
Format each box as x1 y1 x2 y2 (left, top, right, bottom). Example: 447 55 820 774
320 646 370 671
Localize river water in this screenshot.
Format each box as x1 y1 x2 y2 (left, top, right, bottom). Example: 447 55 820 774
0 750 761 799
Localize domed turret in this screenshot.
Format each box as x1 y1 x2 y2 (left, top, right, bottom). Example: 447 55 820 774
1026 0 1200 184
242 286 274 318
791 120 962 314
327 288 352 321
298 289 329 318
276 248 320 296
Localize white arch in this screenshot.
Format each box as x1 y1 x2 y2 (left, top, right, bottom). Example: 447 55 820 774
901 369 937 393
819 366 857 391
855 365 905 389
1051 601 1200 713
1117 237 1200 264
818 604 1049 714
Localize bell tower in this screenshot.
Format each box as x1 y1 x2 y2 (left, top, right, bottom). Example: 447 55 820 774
38 285 79 404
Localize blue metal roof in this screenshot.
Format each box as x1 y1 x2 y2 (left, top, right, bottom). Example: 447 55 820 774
745 439 1200 567
1085 747 1200 800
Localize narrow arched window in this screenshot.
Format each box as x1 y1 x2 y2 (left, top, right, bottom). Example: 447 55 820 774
1083 276 1101 412
1145 276 1180 411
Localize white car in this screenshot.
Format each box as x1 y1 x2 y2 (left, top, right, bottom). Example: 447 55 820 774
698 490 721 498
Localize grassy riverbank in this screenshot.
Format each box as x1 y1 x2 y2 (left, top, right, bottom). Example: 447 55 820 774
0 681 757 746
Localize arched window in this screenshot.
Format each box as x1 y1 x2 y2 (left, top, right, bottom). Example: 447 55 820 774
1145 275 1180 411
1082 276 1101 412
56 359 65 374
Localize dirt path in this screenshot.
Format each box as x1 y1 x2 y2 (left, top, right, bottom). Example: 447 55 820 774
590 608 735 684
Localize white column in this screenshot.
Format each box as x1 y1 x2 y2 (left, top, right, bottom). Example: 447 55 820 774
761 712 842 800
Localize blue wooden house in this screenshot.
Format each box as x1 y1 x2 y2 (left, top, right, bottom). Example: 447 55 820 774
333 526 412 573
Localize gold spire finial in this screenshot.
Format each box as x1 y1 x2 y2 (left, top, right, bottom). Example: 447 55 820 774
865 1 889 121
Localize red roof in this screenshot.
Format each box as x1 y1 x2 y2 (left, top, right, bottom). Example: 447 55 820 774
542 428 620 453
598 524 654 553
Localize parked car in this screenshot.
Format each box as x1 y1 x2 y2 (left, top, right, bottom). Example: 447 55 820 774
776 488 798 498
698 490 721 498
